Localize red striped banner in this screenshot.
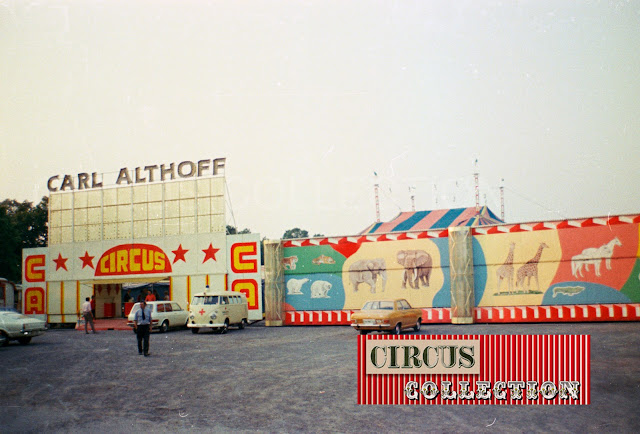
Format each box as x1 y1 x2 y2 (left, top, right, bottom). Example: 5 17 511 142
357 334 590 405
284 304 640 326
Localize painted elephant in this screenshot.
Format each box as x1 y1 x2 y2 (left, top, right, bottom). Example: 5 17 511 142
349 258 387 293
397 250 433 289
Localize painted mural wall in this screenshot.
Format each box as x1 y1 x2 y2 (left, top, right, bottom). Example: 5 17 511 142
476 223 639 307
282 221 640 312
283 237 451 312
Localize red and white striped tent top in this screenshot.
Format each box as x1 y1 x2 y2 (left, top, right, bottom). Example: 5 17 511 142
360 206 503 235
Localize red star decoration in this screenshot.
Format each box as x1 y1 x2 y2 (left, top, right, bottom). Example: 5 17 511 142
172 244 189 264
53 253 68 271
79 251 95 269
202 243 220 263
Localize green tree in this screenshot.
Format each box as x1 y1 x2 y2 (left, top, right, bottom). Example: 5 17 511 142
0 197 48 282
226 225 251 235
282 227 309 239
0 203 20 281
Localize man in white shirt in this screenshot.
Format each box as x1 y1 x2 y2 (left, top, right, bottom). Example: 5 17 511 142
81 297 96 334
134 301 152 356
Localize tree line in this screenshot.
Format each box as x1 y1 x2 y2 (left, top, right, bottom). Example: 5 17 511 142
0 197 48 282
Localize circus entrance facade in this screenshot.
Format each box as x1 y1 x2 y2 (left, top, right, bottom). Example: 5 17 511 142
21 159 262 324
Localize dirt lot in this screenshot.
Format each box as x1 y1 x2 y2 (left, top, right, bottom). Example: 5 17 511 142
1 321 639 433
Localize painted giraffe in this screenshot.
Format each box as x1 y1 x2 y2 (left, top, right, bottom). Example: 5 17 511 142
496 242 516 293
516 242 549 291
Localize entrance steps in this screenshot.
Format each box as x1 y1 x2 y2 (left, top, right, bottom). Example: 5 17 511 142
75 318 130 331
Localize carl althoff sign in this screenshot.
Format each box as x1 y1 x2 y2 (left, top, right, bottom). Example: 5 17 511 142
357 335 590 405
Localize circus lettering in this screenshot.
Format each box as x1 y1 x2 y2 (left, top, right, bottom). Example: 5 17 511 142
95 244 172 276
232 279 259 309
24 287 45 314
25 255 46 282
230 242 258 273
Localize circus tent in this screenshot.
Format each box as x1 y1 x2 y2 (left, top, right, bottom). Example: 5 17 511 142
360 206 503 234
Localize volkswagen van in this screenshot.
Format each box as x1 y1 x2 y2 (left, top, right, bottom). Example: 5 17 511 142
188 288 249 334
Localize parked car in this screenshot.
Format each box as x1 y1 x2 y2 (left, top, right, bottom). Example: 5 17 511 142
188 288 249 334
0 311 47 345
350 298 423 335
127 301 189 333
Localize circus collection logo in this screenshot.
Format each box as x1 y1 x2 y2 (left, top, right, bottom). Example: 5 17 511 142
358 335 590 405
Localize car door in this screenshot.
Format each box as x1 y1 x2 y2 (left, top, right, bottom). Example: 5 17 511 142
233 296 242 323
220 296 230 322
171 302 187 325
163 302 174 326
155 302 165 326
398 300 413 328
227 296 235 323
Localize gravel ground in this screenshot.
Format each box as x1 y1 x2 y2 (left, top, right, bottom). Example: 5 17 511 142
1 321 639 433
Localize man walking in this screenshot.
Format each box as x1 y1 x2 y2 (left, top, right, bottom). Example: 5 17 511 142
90 295 96 318
81 297 96 334
134 301 152 356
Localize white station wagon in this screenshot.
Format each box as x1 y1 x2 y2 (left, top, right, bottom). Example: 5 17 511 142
127 301 189 333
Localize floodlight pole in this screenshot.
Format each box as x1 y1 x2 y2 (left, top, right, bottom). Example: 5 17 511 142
500 178 505 221
474 158 480 212
409 186 416 212
374 172 380 223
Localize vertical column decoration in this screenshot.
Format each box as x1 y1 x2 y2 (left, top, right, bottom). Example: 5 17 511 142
449 226 475 324
264 239 284 326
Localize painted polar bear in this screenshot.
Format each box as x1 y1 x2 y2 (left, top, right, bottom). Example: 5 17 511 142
310 281 332 299
286 278 309 295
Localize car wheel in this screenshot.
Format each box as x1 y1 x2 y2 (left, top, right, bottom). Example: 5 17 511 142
191 327 199 334
238 318 247 330
414 319 422 332
220 320 229 334
0 332 9 346
160 320 169 333
18 337 32 345
392 323 402 335
359 330 369 335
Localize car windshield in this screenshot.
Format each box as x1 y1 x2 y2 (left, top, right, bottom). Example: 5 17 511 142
362 301 394 310
191 296 219 305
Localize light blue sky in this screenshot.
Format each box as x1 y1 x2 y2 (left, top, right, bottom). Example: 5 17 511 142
1 0 639 238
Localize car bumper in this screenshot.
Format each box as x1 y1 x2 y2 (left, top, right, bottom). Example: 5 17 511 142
8 329 46 339
350 324 392 332
187 322 225 328
127 322 159 330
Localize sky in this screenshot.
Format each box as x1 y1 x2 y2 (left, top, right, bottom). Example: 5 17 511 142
1 0 639 239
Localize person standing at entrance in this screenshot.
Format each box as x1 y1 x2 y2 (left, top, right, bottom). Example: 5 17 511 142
134 301 152 356
81 297 96 334
90 295 96 318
